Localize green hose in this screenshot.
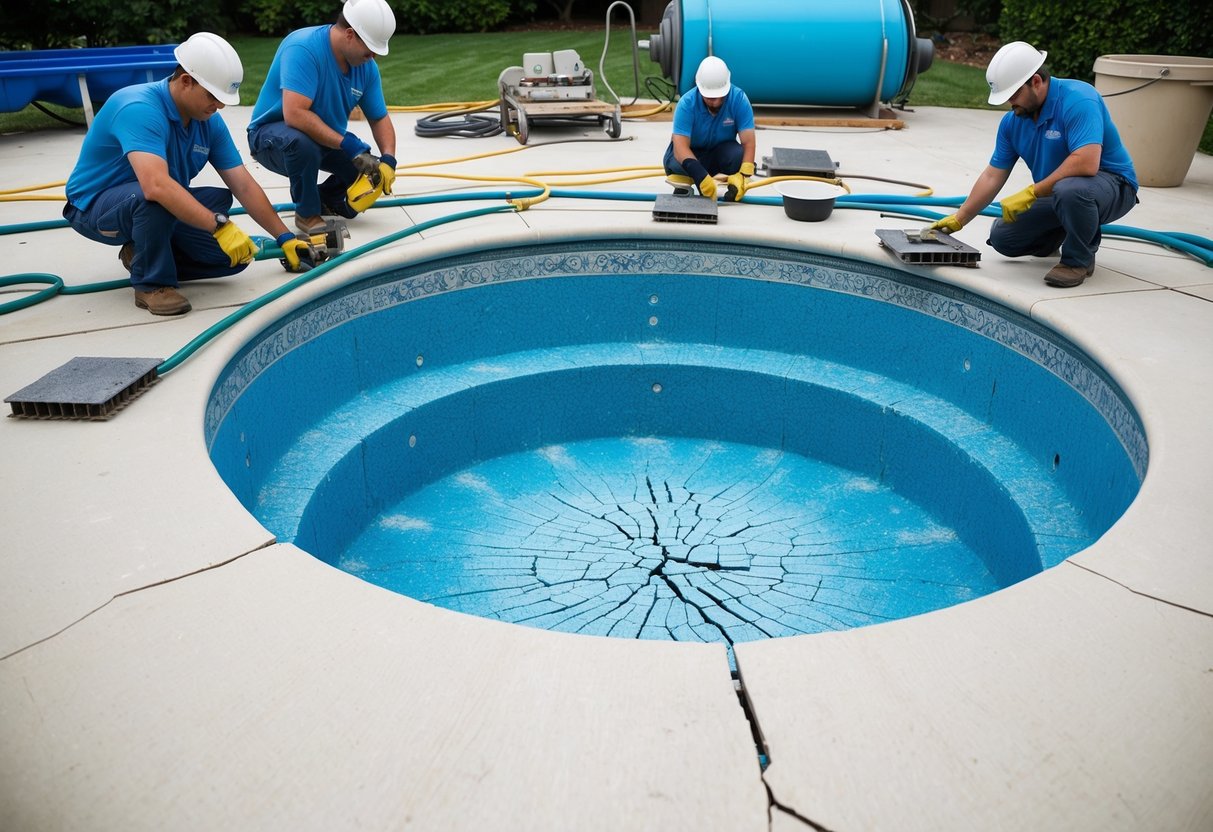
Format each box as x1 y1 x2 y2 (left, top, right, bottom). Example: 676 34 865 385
0 274 62 314
157 203 516 374
0 273 130 315
3 187 1210 350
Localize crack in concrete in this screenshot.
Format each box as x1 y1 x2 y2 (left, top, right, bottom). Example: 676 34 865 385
1065 560 1213 618
766 788 839 832
732 663 837 832
0 541 272 661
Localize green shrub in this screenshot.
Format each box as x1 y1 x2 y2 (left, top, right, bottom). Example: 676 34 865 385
243 0 536 37
907 0 999 35
0 0 538 48
3 0 225 49
246 0 338 36
1000 0 1213 81
956 0 999 35
391 0 512 34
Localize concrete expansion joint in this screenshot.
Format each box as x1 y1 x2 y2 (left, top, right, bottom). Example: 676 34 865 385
1026 284 1164 318
0 542 273 661
1065 560 1213 619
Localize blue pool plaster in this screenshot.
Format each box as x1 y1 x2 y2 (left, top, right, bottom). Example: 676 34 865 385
207 240 1145 647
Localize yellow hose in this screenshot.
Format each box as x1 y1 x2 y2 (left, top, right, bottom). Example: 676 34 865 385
397 145 531 170
0 180 66 198
621 102 673 119
525 165 663 176
401 171 550 210
746 175 852 194
528 172 662 187
387 100 498 113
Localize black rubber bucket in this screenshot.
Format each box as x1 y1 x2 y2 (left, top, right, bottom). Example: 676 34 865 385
775 181 847 222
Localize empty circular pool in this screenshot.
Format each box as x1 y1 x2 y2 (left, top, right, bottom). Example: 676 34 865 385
206 240 1145 648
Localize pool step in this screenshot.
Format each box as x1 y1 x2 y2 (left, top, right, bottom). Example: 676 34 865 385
252 341 1082 575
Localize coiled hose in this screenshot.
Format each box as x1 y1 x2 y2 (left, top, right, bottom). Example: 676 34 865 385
413 103 504 139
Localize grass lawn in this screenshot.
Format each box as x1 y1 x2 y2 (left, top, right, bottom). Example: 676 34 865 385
2 30 1210 155
230 29 666 108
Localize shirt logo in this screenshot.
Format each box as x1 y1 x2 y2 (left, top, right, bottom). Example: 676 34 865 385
351 85 364 98
1045 129 1062 140
193 144 209 155
724 117 735 126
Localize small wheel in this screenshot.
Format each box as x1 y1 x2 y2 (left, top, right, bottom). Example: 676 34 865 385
516 109 529 145
605 110 622 139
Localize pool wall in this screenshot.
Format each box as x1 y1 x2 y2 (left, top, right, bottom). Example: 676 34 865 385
208 240 1145 596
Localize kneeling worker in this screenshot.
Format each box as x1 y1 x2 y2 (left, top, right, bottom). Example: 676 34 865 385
248 0 398 234
663 56 757 201
63 33 315 316
931 41 1138 288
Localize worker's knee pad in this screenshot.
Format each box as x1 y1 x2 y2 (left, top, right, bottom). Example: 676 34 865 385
666 174 695 194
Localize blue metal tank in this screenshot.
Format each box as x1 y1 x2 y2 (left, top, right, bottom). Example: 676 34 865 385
644 0 934 107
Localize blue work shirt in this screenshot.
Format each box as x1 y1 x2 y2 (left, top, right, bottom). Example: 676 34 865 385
248 25 388 136
66 78 243 211
991 77 1137 190
671 86 755 152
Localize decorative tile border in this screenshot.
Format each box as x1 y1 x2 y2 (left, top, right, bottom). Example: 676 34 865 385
205 240 1147 479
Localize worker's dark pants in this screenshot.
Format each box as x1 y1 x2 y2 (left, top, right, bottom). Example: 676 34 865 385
663 140 744 177
63 185 244 291
249 122 360 219
989 172 1138 269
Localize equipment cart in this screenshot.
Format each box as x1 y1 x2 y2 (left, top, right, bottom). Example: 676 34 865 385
497 50 622 145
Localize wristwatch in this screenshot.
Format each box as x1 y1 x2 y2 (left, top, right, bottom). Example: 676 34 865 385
213 212 229 231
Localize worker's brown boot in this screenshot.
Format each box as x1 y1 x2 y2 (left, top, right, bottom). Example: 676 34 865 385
118 242 135 272
294 214 326 234
1044 261 1095 288
134 286 191 316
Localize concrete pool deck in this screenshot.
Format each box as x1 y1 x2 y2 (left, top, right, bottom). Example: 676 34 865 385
1 104 1211 830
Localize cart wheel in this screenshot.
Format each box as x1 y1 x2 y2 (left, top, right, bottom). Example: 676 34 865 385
516 109 529 145
605 110 622 139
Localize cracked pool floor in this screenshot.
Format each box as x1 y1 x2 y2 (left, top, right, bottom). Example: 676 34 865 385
334 436 1002 654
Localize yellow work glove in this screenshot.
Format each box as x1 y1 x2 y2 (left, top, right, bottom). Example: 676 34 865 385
378 154 396 196
276 232 318 273
346 174 383 213
930 214 964 234
723 162 754 203
1000 184 1037 223
680 158 718 200
213 221 257 267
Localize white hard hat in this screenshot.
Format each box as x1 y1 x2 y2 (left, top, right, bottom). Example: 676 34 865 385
695 55 731 98
986 41 1047 105
343 0 396 56
173 32 243 106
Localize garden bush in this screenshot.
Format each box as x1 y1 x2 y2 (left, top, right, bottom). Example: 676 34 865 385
1 0 539 48
244 0 536 36
1000 0 1213 81
3 0 225 49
